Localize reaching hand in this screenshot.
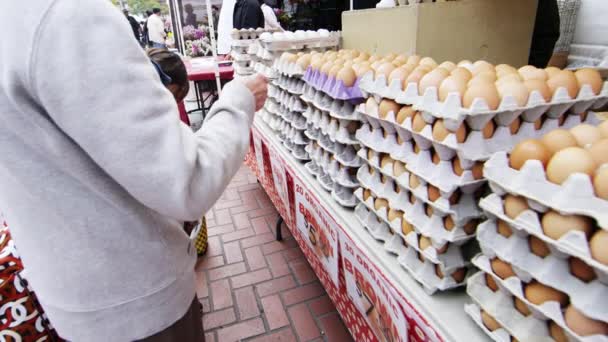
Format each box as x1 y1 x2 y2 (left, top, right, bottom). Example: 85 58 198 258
244 74 268 112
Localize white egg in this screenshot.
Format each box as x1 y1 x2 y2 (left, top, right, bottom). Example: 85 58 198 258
259 32 272 41
318 29 330 37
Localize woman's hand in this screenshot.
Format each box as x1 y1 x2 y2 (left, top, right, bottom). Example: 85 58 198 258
244 74 269 111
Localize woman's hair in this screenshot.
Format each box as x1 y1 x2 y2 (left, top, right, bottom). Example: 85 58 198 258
147 48 190 102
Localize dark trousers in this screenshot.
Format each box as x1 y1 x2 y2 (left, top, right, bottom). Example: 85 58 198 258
137 298 205 342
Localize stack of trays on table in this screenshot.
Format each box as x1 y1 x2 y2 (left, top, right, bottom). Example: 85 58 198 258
295 49 368 208
468 122 608 342
258 29 341 52
351 54 607 294
230 28 278 76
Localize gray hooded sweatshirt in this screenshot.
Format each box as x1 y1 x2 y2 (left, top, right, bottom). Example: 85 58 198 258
0 0 254 340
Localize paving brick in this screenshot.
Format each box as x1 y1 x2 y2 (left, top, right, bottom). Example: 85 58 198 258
214 199 244 210
206 219 217 227
200 298 211 314
281 282 325 307
214 208 232 226
256 191 274 208
247 207 278 219
256 275 297 298
210 279 233 310
208 224 235 237
251 216 271 235
290 259 316 285
206 236 224 257
308 296 335 317
266 252 290 278
217 318 266 342
238 183 261 192
229 201 260 215
242 233 277 249
221 188 240 201
261 241 289 256
232 212 251 229
283 247 305 262
244 246 267 270
287 303 321 341
235 286 260 320
203 307 236 330
261 295 289 331
246 328 296 342
223 241 244 264
222 228 256 243
231 268 272 289
196 255 225 271
319 313 354 342
205 332 217 342
196 271 209 298
208 262 247 281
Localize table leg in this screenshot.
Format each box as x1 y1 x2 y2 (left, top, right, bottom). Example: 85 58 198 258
275 216 284 241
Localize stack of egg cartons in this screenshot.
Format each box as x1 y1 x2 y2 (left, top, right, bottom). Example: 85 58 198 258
468 122 608 338
231 28 266 76
299 48 366 208
355 57 608 294
257 30 340 163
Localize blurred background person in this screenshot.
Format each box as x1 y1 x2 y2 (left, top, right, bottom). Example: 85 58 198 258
185 3 197 27
148 8 167 48
261 0 283 30
124 9 141 43
233 0 264 29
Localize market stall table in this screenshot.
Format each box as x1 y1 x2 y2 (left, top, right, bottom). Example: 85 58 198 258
185 57 234 118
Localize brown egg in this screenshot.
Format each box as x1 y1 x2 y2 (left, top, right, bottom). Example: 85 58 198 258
524 281 569 307
374 198 389 211
409 174 421 189
588 139 608 166
406 69 429 85
498 81 530 107
367 149 375 161
504 194 529 219
496 64 518 78
482 120 496 139
565 305 608 336
380 154 392 169
451 268 466 282
393 161 407 178
402 216 414 235
524 79 552 102
519 66 548 81
599 120 608 138
452 157 465 176
549 322 568 342
388 208 404 222
481 310 501 331
534 116 545 131
509 139 551 170
363 188 373 201
575 68 603 95
428 185 441 202
485 273 499 292
470 71 498 85
541 210 594 240
463 219 479 234
418 68 450 94
365 97 378 115
425 205 434 217
355 64 374 78
412 112 427 132
496 73 524 88
329 63 343 78
472 161 484 179
396 106 416 124
431 151 441 164
375 62 396 79
450 67 473 82
590 230 608 265
529 235 551 258
438 61 457 72
514 297 531 316
444 216 455 231
463 83 500 110
406 55 421 65
540 129 578 155
545 66 561 79
419 235 432 250
473 61 495 75
509 117 522 134
548 70 579 98
457 60 472 67
569 257 596 282
435 265 444 279
570 124 602 147
378 99 401 119
310 59 325 71
594 167 608 200
438 76 467 102
491 257 516 279
388 67 411 84
419 57 438 68
497 220 513 238
336 66 357 87
320 61 334 75
546 147 596 184
433 119 462 142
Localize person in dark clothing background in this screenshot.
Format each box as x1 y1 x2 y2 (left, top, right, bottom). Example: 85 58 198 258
143 10 153 47
233 0 264 29
528 0 561 67
124 9 141 42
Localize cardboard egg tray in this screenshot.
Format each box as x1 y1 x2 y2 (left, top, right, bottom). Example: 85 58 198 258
473 254 608 342
234 64 254 76
358 72 608 131
306 112 358 146
357 150 483 222
304 161 358 208
354 187 469 270
477 219 608 322
465 272 554 342
354 203 417 257
485 151 608 228
304 104 361 129
361 100 595 162
302 89 362 121
480 193 608 285
231 28 266 41
253 63 277 80
281 125 308 146
279 110 306 131
306 146 358 188
306 137 362 168
231 52 251 62
282 138 309 161
356 123 486 194
274 75 306 96
272 89 307 113
255 47 275 62
273 60 306 78
302 68 364 102
259 33 340 52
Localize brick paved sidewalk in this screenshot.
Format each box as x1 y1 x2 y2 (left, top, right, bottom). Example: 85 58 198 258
196 165 354 342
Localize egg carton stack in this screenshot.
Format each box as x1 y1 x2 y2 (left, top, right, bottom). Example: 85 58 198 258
296 49 366 209
354 56 608 294
230 28 277 76
465 121 608 342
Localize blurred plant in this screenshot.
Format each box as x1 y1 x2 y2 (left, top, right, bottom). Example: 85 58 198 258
183 25 205 41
